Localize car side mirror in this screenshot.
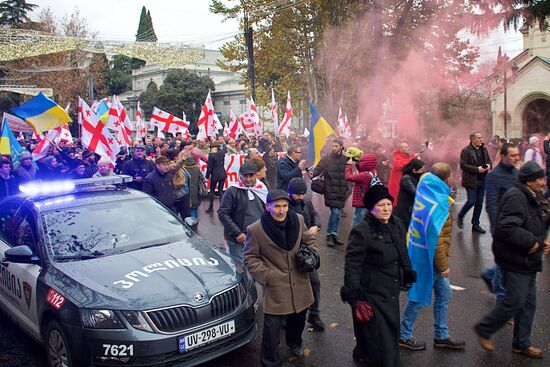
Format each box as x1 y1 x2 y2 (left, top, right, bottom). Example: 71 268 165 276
3 245 40 265
184 217 199 233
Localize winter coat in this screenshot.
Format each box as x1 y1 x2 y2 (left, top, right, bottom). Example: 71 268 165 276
434 208 452 273
277 156 302 190
485 161 518 232
393 174 420 226
312 152 349 208
243 214 317 315
459 143 492 188
345 153 378 208
142 169 177 212
342 213 415 367
544 140 550 168
387 149 415 205
0 174 19 200
14 163 37 183
263 152 278 191
493 183 548 274
122 158 155 191
289 198 321 229
206 150 227 182
218 186 265 241
183 158 201 208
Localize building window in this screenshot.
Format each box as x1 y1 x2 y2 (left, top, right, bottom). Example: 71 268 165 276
223 100 230 105
240 99 246 105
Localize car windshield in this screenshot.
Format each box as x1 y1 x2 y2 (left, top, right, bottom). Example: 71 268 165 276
42 198 189 261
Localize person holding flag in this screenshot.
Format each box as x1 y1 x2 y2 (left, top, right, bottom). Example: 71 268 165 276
399 163 465 351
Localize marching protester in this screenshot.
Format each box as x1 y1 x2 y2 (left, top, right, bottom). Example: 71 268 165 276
115 147 129 174
480 143 520 298
474 161 550 358
205 141 227 213
277 145 306 190
373 144 391 186
523 135 543 166
122 144 155 191
182 155 202 218
387 142 417 205
36 156 62 181
248 157 269 188
13 150 37 183
226 139 238 154
287 178 325 331
0 159 18 200
93 158 116 177
68 160 87 180
457 131 492 234
244 190 319 367
82 150 98 177
393 158 426 228
142 155 178 214
341 184 416 366
344 152 379 226
400 163 465 351
218 161 268 262
311 139 349 247
263 144 279 190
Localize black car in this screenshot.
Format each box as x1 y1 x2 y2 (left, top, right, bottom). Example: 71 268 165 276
0 176 257 366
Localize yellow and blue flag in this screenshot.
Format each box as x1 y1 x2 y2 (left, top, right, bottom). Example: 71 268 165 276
0 118 25 164
406 172 452 306
96 99 110 123
307 101 334 165
11 92 71 133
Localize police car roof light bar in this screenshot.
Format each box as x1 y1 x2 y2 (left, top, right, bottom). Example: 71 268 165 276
19 175 134 197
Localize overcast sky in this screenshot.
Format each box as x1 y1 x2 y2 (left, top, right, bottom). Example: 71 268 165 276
30 0 523 60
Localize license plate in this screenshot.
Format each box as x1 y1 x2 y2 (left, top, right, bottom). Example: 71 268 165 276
179 320 235 352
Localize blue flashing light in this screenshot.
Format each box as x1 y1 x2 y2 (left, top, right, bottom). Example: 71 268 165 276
18 175 133 198
19 181 76 196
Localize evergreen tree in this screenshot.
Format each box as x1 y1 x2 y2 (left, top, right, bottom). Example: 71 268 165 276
132 6 158 69
0 0 38 27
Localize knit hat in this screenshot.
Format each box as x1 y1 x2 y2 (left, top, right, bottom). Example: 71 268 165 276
288 178 307 195
528 136 539 145
519 161 544 183
357 152 377 172
363 185 394 210
19 151 32 160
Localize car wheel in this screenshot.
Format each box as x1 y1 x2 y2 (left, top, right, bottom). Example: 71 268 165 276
45 320 73 367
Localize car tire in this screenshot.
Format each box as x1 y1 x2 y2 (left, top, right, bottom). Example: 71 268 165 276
45 319 74 367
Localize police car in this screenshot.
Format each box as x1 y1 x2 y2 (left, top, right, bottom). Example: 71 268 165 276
0 175 257 367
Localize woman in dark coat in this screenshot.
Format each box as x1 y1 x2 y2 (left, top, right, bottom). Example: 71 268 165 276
205 141 227 213
393 159 425 227
341 185 416 367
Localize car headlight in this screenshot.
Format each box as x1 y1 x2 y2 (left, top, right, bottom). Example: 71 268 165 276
121 310 154 333
80 309 125 329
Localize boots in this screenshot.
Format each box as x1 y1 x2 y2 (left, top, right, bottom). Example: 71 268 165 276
205 193 214 213
326 235 335 247
308 314 325 331
331 234 345 246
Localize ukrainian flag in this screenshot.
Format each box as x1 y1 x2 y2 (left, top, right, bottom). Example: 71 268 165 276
11 92 71 133
0 119 24 164
307 101 334 165
96 99 110 123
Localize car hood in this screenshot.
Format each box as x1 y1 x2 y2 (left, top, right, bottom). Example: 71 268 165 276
48 237 242 310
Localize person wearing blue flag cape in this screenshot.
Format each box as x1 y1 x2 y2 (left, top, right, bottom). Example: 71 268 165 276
399 163 466 351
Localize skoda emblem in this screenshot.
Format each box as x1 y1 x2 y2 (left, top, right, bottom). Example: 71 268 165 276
193 292 204 302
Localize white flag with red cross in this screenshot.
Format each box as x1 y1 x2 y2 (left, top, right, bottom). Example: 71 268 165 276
250 96 262 136
32 129 59 161
55 124 73 143
279 91 292 137
134 101 147 142
271 89 279 137
78 97 119 164
116 122 131 147
229 110 245 139
343 113 352 139
150 107 189 136
196 91 218 140
114 96 134 136
336 107 344 137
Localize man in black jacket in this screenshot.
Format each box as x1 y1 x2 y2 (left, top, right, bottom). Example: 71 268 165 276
312 139 349 247
474 161 550 358
458 131 492 233
287 178 325 331
0 160 18 200
218 162 268 263
277 145 306 190
142 156 177 214
122 144 155 191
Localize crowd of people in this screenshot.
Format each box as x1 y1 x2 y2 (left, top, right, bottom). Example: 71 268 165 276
1 127 549 367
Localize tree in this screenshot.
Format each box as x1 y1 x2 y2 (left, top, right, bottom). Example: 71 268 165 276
132 6 157 69
107 55 132 96
139 69 215 133
0 0 38 27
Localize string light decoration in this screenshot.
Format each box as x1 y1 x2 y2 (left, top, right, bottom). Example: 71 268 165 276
0 29 205 67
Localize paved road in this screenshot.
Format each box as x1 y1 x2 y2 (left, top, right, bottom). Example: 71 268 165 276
1 190 549 366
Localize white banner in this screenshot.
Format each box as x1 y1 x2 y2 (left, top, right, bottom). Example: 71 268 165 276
3 112 34 132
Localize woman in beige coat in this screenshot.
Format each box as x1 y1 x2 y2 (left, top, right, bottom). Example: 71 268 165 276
244 190 319 367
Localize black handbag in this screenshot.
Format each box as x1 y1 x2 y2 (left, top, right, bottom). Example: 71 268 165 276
295 244 320 272
310 175 325 195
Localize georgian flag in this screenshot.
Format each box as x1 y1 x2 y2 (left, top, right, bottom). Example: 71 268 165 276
32 129 59 161
150 107 189 135
229 110 245 139
197 91 218 140
55 124 73 143
250 96 262 136
271 89 279 137
78 97 119 164
279 91 292 137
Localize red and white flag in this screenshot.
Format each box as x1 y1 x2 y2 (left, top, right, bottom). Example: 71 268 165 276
116 123 131 147
196 91 218 140
271 89 279 137
134 101 147 142
78 97 119 164
55 124 73 143
250 96 262 136
114 96 134 136
223 121 231 138
342 113 352 139
229 110 245 139
106 100 122 131
150 107 189 135
239 111 255 134
336 107 344 137
279 91 292 137
32 129 59 161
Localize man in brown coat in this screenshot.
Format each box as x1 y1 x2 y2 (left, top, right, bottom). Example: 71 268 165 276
244 190 319 367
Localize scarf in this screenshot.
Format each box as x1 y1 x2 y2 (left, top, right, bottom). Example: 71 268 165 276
261 210 300 251
230 179 268 203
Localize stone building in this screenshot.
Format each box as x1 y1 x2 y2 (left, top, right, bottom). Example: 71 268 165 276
490 26 550 138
